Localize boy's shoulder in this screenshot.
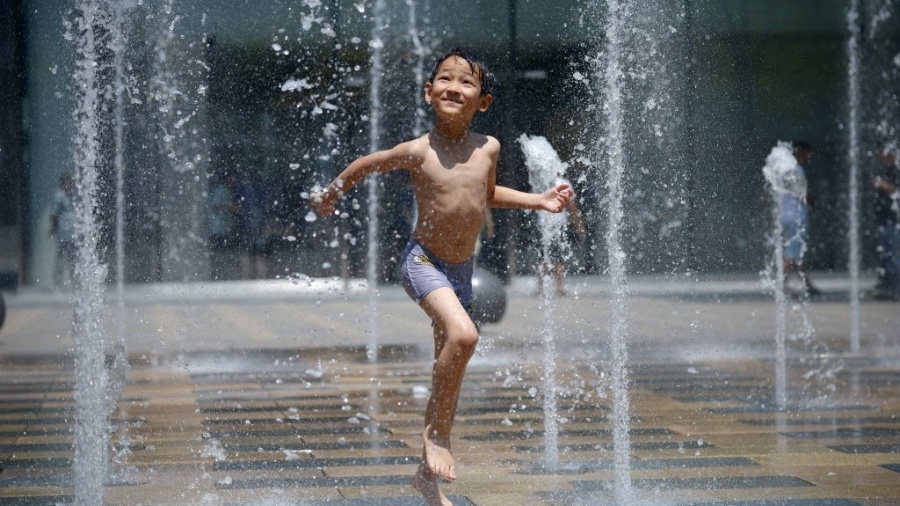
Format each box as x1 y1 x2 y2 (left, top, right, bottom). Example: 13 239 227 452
455 131 500 153
472 132 500 156
472 131 499 145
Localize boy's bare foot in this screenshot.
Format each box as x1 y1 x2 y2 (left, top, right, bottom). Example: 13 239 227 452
422 424 457 481
412 464 453 506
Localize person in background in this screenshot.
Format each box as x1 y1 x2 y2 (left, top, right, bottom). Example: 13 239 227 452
208 172 237 250
536 175 586 296
868 143 900 300
235 171 270 279
780 140 821 298
50 173 76 291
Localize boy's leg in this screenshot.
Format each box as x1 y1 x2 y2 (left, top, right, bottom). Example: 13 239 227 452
419 286 479 481
554 262 566 295
429 316 467 440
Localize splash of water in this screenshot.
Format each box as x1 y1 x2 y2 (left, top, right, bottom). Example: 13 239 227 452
846 0 862 352
68 1 112 503
519 134 571 470
761 142 795 409
109 0 133 482
594 0 633 500
366 0 386 362
406 0 428 138
151 0 208 282
764 142 843 408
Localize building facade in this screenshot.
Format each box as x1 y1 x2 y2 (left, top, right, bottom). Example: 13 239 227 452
1 0 897 288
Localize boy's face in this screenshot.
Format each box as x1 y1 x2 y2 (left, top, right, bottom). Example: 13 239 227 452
424 56 492 120
879 147 898 169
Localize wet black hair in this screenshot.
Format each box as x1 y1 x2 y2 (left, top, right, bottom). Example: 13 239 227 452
428 47 495 96
792 140 811 153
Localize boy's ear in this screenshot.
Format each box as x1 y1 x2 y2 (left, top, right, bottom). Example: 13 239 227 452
478 93 493 113
424 81 433 104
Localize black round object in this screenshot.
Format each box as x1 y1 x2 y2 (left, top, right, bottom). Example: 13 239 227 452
471 267 506 325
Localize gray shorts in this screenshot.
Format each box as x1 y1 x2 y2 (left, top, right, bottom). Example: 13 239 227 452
400 240 474 314
780 214 808 262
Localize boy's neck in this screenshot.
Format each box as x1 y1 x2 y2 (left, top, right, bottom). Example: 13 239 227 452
431 119 471 144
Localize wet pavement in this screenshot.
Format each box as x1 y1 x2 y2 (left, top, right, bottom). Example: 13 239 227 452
0 274 898 505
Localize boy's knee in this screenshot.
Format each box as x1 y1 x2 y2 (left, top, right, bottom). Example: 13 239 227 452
449 322 479 350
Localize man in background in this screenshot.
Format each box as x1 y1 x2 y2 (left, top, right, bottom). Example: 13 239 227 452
869 143 900 300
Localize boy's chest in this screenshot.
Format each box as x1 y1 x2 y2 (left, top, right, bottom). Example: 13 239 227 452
418 152 490 190
418 163 489 194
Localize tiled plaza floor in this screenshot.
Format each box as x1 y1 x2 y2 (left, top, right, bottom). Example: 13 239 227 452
0 277 898 505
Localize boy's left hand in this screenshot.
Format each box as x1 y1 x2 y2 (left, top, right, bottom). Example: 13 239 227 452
540 182 573 213
310 188 338 217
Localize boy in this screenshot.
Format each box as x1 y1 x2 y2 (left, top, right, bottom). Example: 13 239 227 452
311 48 572 505
781 140 821 297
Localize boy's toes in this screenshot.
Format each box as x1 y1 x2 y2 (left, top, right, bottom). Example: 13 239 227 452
429 462 456 481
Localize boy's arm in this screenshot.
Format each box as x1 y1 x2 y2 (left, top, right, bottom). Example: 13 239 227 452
489 183 573 213
311 142 420 216
872 174 897 195
569 198 587 236
483 208 495 239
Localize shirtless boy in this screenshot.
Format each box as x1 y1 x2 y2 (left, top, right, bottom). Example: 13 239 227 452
311 47 572 505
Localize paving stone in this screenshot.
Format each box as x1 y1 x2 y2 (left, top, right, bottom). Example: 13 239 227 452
513 440 714 453
461 427 674 441
706 405 873 414
672 500 864 506
0 443 73 452
213 455 419 472
0 458 72 468
781 427 900 439
571 475 813 491
224 441 409 452
740 417 900 426
0 428 71 437
0 496 74 506
240 495 477 506
216 474 413 489
828 443 900 454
